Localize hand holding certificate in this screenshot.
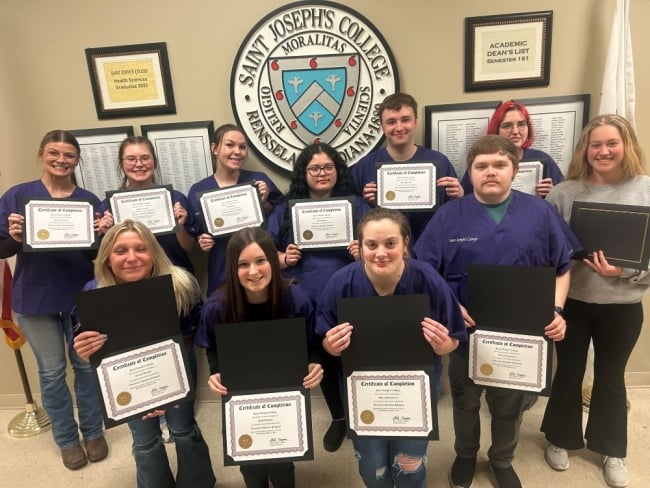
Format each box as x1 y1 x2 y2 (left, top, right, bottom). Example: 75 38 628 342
199 183 264 236
290 198 354 249
376 162 437 210
23 198 96 251
108 185 176 235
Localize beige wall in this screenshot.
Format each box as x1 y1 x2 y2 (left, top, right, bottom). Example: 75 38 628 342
1 0 648 402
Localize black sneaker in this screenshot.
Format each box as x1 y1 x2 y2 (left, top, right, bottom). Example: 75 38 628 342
491 464 522 488
449 456 476 488
323 419 346 452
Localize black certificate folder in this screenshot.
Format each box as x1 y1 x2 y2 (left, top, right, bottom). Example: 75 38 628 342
570 201 650 270
216 319 313 466
75 275 194 428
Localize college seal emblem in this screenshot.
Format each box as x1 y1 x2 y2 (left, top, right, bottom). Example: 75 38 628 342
231 1 399 172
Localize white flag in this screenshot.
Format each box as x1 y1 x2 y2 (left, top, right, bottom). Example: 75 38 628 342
599 0 636 128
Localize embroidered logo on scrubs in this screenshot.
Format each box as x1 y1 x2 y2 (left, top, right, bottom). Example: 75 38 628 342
231 1 398 172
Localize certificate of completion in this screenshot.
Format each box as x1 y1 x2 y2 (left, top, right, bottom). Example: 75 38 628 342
347 371 433 437
468 329 548 392
24 199 95 250
376 162 437 210
511 161 543 195
109 186 176 234
95 339 190 422
199 184 264 236
224 391 308 462
290 199 353 249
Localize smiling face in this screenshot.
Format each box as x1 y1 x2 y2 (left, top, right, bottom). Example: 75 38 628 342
120 143 156 187
469 151 517 204
361 218 408 283
108 230 154 283
497 109 529 151
39 142 79 178
305 152 337 198
237 242 272 303
587 124 625 183
213 130 248 173
381 105 417 150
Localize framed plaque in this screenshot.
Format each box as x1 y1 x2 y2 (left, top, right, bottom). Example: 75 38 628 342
85 42 176 119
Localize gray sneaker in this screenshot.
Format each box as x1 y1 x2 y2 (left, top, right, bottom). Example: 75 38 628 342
545 444 569 471
603 456 628 487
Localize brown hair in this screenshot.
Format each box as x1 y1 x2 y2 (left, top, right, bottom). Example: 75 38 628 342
357 207 411 255
38 130 80 157
378 93 418 122
117 136 159 188
467 135 519 169
222 227 289 323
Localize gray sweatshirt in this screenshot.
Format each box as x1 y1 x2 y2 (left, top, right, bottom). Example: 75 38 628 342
546 175 650 304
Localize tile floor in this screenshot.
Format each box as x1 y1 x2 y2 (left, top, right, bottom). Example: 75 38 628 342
1 388 647 487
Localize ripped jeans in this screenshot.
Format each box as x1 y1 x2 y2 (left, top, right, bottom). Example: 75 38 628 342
353 437 428 488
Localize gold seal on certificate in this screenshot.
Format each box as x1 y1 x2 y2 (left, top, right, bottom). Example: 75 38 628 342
37 229 50 240
376 162 437 210
214 217 224 227
480 363 494 376
116 391 132 406
290 198 354 250
238 434 253 449
360 410 375 424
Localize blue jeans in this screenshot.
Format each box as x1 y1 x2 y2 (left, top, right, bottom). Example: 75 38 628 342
127 399 215 488
16 312 104 449
353 437 428 488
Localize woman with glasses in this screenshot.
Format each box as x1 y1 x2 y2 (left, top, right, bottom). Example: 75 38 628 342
187 123 282 297
265 142 370 453
96 136 196 273
461 100 564 198
0 130 108 470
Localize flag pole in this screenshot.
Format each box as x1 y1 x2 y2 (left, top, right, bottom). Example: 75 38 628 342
7 348 50 438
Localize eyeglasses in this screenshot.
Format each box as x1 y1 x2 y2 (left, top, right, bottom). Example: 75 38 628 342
122 155 153 165
45 149 78 162
499 121 528 132
306 164 336 176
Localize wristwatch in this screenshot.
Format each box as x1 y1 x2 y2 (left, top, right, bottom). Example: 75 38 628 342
553 306 564 317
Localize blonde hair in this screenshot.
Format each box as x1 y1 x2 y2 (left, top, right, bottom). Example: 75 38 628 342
95 219 199 316
566 114 647 180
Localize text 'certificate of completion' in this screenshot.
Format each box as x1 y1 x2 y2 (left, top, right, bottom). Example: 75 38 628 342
347 371 433 437
108 186 176 234
291 198 353 249
224 391 308 463
199 184 264 236
376 162 437 210
96 339 191 422
23 199 95 250
468 329 548 392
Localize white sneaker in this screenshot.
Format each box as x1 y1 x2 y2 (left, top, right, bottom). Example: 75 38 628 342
161 421 173 443
545 444 569 471
603 456 628 487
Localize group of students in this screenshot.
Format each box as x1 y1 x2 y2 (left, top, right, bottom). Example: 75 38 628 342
0 92 648 488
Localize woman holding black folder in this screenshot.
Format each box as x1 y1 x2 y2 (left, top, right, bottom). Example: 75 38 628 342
541 114 650 488
198 227 323 488
316 207 465 488
73 220 215 488
265 141 370 453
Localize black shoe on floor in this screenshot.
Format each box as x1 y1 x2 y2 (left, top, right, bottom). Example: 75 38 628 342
449 455 476 488
491 463 522 488
323 419 346 452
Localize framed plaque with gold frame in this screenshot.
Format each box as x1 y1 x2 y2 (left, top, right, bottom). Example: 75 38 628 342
85 42 176 119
